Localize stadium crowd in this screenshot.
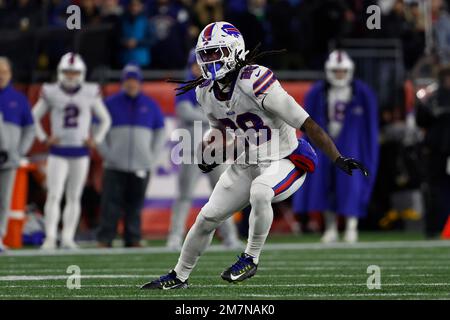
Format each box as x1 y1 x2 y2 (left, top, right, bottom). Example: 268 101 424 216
0 0 448 71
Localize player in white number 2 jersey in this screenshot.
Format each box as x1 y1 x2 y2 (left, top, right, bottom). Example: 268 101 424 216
32 53 111 250
142 22 368 289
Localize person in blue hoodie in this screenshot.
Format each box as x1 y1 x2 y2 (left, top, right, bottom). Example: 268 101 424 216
97 64 166 247
119 0 155 67
293 50 379 243
0 57 35 252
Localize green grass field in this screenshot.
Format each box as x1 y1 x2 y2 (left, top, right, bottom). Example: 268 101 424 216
1 233 450 300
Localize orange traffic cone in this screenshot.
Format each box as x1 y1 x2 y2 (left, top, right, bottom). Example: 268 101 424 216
3 163 35 248
441 216 450 240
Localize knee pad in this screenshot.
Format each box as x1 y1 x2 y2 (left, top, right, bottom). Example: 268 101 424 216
249 183 274 209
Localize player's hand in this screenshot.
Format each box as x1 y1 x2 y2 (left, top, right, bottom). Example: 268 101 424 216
45 136 60 147
0 150 8 165
335 156 369 177
84 137 96 149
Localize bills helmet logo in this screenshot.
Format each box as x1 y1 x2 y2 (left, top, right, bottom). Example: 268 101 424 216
202 23 215 44
221 24 241 38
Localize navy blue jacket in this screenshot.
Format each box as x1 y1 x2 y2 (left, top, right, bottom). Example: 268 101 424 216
98 91 165 172
0 84 35 169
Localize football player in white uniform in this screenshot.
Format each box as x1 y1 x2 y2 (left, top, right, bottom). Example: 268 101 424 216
167 50 242 251
32 53 111 250
141 22 368 289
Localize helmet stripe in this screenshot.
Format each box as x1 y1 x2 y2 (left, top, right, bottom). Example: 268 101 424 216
337 51 342 63
203 23 215 42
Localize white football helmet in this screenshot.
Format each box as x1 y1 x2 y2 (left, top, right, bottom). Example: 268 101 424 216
325 50 354 87
196 21 247 80
57 52 86 89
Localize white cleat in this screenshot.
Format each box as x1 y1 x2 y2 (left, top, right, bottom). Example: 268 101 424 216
321 229 339 243
40 238 57 250
61 240 79 250
344 229 358 243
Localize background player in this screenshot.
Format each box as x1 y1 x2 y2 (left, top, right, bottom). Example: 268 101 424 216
141 22 368 289
32 53 111 250
293 50 379 243
167 50 242 251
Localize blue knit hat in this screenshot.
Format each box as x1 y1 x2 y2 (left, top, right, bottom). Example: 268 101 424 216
121 64 143 82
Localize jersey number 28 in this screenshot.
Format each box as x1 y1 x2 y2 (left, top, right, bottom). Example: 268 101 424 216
218 112 271 146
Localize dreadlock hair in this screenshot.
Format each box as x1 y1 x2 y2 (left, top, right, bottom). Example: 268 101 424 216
168 43 286 96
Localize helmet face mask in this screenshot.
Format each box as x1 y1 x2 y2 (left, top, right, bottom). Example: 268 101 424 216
325 50 354 87
57 53 86 89
196 22 246 80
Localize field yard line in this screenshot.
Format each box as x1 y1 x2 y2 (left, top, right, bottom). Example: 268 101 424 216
0 272 408 278
240 292 450 298
2 284 136 288
0 275 159 281
2 240 449 257
259 266 450 270
1 274 449 288
1 266 449 275
2 259 449 269
191 283 450 288
0 292 448 299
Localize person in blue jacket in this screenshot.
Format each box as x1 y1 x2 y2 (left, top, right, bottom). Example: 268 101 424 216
0 57 35 252
97 64 166 247
293 50 379 243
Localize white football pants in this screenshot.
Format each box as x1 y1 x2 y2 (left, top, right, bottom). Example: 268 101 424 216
44 155 89 244
174 159 306 281
168 163 240 247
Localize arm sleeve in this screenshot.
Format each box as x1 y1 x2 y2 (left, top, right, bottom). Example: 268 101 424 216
91 97 112 144
261 83 310 129
176 100 209 123
32 97 50 143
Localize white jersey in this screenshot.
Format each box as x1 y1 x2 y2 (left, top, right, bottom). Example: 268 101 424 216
33 83 111 149
196 65 309 163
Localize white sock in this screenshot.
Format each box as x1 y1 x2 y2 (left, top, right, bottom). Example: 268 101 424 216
174 213 219 282
245 183 274 265
61 199 81 243
324 211 338 232
346 216 358 232
44 195 61 242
